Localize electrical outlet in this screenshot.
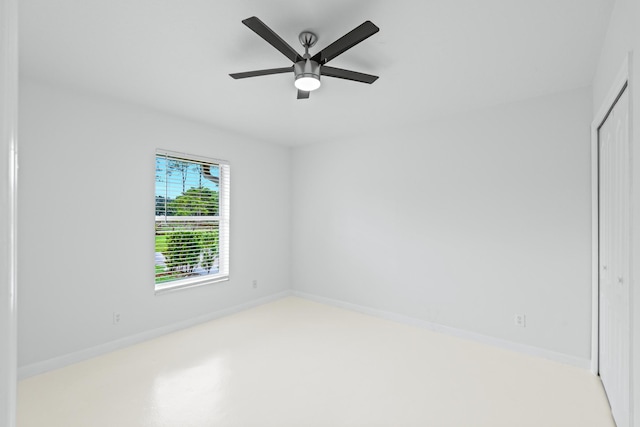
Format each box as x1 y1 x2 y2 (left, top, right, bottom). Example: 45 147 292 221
113 312 121 325
252 280 258 289
514 314 526 327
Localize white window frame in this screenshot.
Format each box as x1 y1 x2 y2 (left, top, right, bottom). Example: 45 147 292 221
154 149 230 294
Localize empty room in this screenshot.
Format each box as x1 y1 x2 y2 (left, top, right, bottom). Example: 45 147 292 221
2 0 640 426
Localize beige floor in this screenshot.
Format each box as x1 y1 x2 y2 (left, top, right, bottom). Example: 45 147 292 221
18 297 614 427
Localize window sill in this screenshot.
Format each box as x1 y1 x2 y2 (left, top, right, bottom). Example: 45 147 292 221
154 275 229 295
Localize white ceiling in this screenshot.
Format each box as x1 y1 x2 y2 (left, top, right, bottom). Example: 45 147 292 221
20 0 614 146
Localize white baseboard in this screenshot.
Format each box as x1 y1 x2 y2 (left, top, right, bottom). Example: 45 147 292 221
18 290 293 379
19 289 591 379
292 290 591 370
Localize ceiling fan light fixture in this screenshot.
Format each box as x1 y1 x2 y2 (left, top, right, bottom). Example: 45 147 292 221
294 59 321 91
230 17 380 99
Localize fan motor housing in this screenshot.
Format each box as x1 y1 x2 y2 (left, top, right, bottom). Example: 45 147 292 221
294 59 321 83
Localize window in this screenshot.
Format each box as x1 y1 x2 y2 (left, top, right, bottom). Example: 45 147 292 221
154 149 230 293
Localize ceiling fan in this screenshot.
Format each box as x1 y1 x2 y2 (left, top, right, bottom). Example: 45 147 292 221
230 16 380 99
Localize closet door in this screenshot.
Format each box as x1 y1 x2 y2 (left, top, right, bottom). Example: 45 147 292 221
598 87 630 427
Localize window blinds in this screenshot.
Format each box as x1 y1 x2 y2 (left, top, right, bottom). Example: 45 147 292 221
155 149 230 291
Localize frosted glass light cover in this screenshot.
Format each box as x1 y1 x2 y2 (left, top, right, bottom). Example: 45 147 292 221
294 76 321 91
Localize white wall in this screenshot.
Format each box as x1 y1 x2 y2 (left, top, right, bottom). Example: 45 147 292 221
593 0 640 425
1 0 17 424
18 77 595 378
18 78 291 368
292 87 593 360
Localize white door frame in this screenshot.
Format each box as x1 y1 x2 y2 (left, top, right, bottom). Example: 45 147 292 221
0 0 18 424
591 52 632 422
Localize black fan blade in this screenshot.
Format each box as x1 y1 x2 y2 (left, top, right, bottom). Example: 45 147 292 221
311 21 379 64
297 90 310 99
321 66 378 84
242 17 303 63
230 67 292 79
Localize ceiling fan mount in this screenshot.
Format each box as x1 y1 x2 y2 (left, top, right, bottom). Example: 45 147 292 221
298 31 318 52
230 17 380 100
